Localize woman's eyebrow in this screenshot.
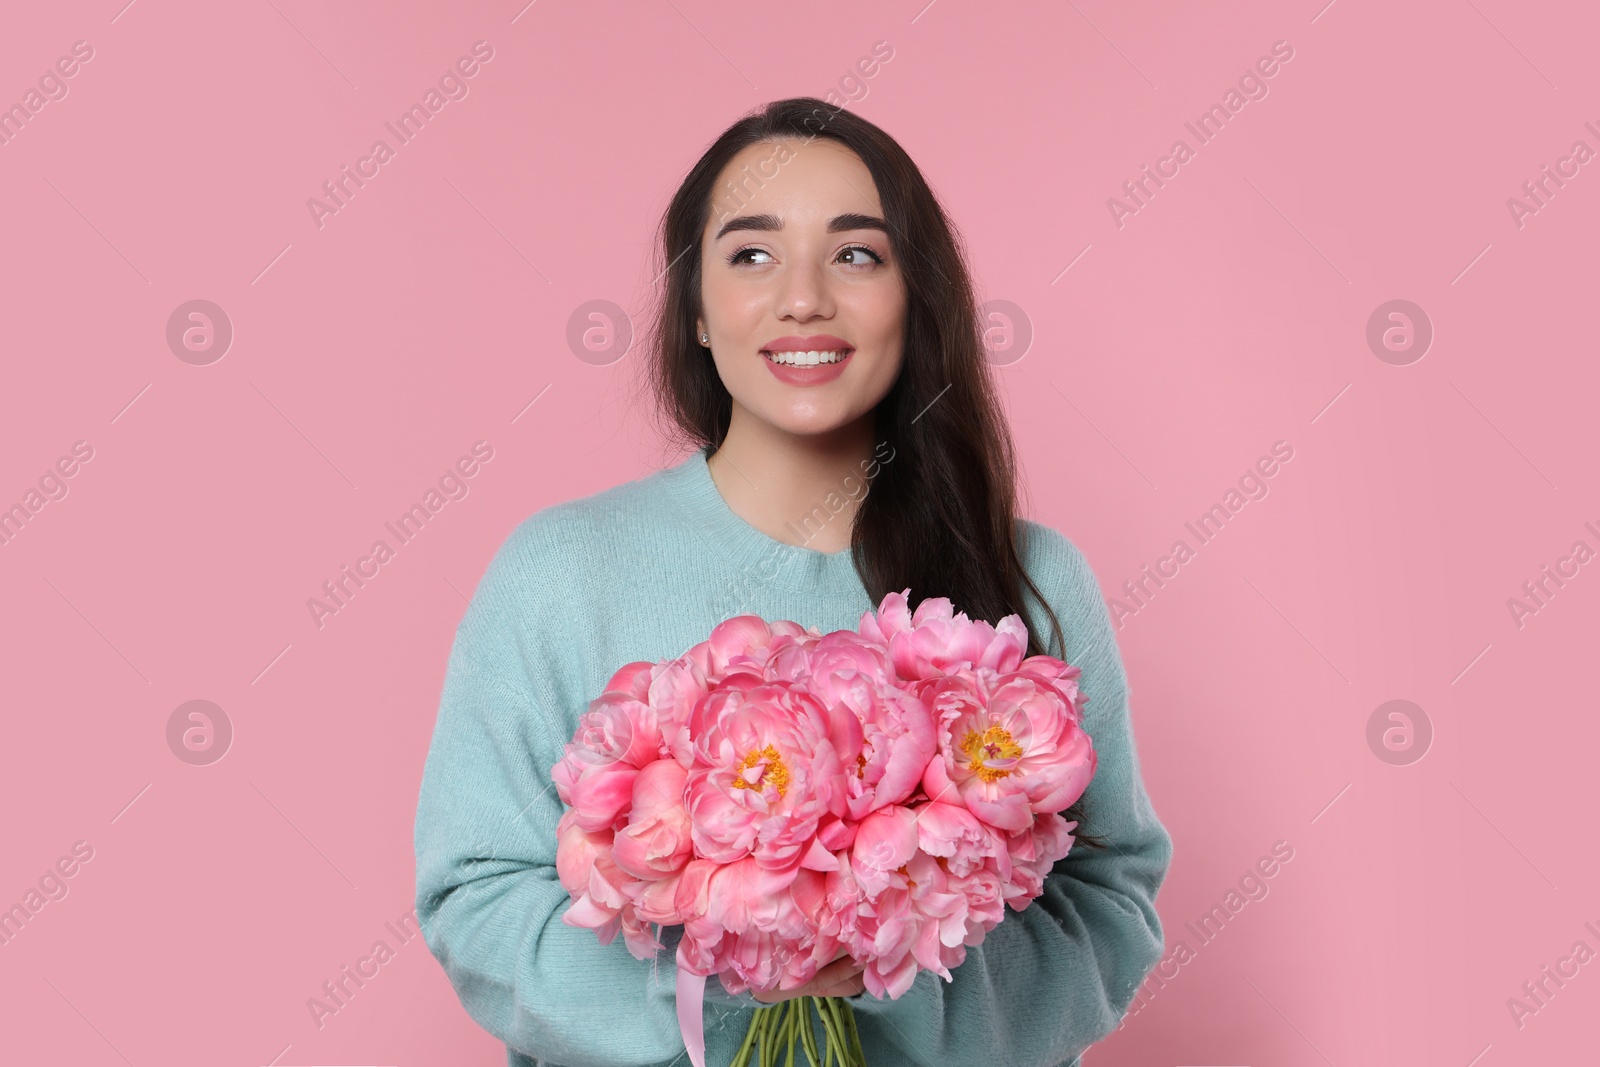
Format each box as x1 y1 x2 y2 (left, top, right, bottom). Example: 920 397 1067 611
713 212 889 241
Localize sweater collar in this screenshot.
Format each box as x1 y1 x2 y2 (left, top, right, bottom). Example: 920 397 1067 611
662 445 866 594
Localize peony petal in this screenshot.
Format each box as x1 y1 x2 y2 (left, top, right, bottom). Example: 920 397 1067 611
563 893 619 929
568 764 640 833
853 804 920 878
799 835 840 872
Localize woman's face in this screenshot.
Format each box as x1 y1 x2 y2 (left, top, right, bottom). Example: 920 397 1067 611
696 138 907 440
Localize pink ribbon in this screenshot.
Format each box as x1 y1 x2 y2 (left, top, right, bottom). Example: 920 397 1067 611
677 965 708 1067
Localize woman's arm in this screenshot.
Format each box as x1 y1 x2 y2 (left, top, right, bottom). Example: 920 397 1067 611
847 528 1173 1065
413 523 755 1067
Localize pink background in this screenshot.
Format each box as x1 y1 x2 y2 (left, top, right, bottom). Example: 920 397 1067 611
2 1 1595 1064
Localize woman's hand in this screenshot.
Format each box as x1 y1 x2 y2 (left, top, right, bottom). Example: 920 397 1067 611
750 953 865 1003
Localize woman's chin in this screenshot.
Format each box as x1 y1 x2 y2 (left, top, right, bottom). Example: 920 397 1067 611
764 414 866 439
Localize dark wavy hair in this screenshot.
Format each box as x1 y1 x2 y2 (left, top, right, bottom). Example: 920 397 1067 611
641 97 1104 849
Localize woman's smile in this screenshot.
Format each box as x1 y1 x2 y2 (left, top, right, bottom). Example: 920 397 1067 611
760 333 856 384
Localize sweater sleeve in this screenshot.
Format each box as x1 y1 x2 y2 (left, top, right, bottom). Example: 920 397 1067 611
847 528 1173 1066
413 522 756 1067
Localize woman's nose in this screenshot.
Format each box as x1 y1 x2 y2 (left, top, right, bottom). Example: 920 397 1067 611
776 259 830 320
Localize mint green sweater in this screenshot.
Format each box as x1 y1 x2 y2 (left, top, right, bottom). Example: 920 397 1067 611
413 447 1172 1067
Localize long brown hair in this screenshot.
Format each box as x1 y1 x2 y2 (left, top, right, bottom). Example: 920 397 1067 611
641 97 1105 849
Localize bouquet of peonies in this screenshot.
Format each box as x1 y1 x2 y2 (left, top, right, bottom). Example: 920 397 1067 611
552 590 1097 1067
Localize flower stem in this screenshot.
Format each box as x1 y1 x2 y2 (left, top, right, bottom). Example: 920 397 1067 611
767 1003 788 1067
732 1004 768 1067
739 994 863 1067
840 999 865 1065
797 998 822 1067
782 1000 799 1067
821 996 865 1067
815 996 845 1067
760 1005 780 1067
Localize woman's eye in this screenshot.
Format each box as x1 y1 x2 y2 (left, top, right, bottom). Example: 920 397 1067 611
838 245 884 267
726 244 885 268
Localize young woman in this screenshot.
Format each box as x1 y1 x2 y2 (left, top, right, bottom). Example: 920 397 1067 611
415 97 1172 1067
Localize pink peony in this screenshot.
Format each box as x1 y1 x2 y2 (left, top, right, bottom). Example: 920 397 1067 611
623 869 690 927
556 809 654 949
551 757 637 835
552 688 662 833
680 615 816 683
802 629 898 692
643 659 709 766
675 858 830 994
598 659 656 700
806 636 937 820
849 804 922 897
684 677 845 879
996 810 1079 906
911 800 1005 879
944 861 1008 948
852 849 970 998
857 589 1030 681
921 667 1097 834
612 759 694 882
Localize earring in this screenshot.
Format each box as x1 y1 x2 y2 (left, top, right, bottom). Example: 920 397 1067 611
700 332 709 345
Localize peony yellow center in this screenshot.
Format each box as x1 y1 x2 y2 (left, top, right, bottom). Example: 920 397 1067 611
959 723 1024 783
731 743 789 798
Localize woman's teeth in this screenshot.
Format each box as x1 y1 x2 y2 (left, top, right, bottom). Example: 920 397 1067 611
763 350 848 366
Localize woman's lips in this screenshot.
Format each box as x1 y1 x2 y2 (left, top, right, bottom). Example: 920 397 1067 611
761 347 853 385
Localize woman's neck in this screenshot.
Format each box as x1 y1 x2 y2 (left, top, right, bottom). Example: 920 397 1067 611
706 410 878 553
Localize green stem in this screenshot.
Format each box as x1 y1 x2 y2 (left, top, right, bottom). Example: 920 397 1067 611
782 1000 799 1067
797 997 822 1067
736 1004 761 1062
841 999 865 1066
767 1003 788 1067
760 1005 779 1067
817 996 848 1067
822 997 864 1067
733 1004 767 1067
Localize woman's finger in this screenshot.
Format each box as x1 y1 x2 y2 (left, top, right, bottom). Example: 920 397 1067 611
821 956 863 980
812 961 865 997
752 956 864 1002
